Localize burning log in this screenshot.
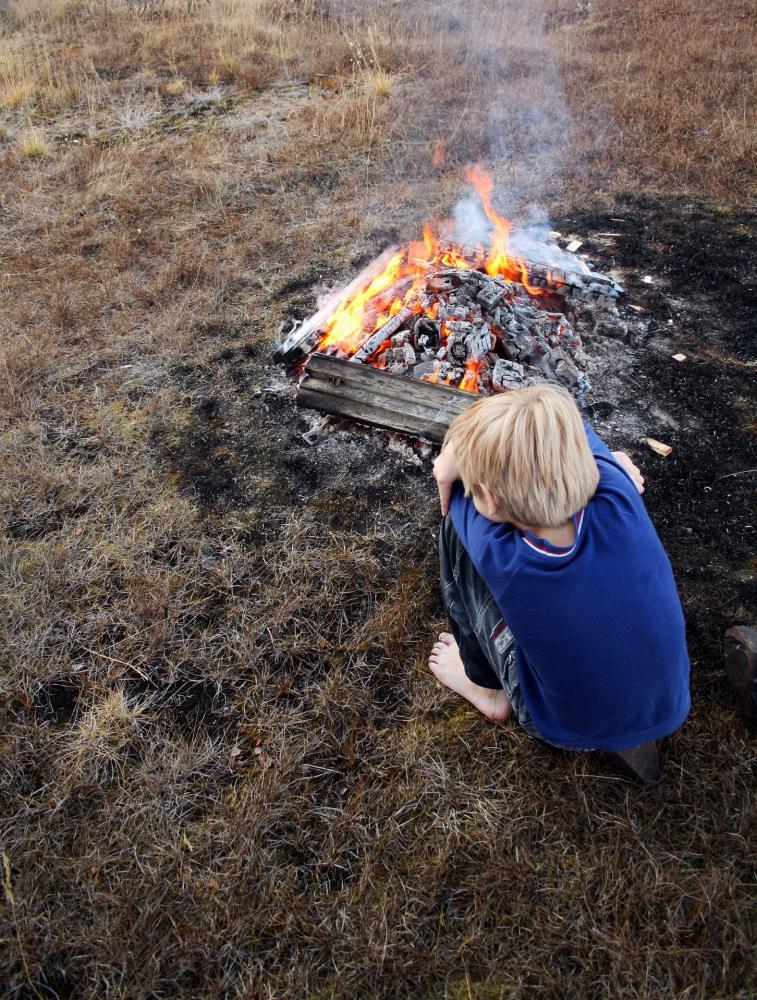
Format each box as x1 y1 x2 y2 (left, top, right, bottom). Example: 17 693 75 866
525 262 625 303
436 267 489 287
272 247 400 367
435 240 625 303
297 353 477 443
352 306 413 363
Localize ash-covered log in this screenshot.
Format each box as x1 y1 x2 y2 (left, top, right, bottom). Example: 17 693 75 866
353 307 413 363
297 353 477 443
436 241 625 303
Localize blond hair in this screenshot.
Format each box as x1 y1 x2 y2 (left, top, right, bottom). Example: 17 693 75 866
446 384 599 527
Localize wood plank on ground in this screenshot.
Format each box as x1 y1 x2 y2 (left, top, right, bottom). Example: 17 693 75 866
297 352 478 442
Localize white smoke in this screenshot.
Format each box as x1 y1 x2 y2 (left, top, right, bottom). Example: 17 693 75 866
446 0 580 252
328 0 595 258
509 205 589 272
453 196 490 247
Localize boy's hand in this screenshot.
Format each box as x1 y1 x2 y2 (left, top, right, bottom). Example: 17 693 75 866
612 451 645 493
433 442 460 516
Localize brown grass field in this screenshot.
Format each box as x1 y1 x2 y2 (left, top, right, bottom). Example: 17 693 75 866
1 1 755 997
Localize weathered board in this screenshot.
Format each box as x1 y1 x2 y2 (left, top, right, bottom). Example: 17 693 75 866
296 352 478 443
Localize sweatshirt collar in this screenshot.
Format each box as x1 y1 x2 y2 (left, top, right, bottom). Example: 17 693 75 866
521 509 585 558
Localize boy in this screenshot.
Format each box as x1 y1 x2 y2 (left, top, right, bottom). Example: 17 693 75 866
429 384 690 754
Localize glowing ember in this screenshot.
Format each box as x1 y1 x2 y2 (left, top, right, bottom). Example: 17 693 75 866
458 358 481 393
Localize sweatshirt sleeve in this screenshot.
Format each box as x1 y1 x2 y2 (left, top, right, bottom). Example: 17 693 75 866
583 421 615 462
584 421 645 498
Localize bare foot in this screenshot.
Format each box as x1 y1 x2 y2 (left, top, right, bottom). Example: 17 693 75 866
428 632 513 722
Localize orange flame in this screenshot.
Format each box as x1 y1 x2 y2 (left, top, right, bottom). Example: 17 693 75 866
440 245 471 269
464 163 543 294
318 250 404 354
315 165 546 382
465 164 512 278
458 359 481 393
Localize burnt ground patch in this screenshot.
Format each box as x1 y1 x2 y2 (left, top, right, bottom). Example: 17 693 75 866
560 195 755 353
560 196 756 690
29 677 83 726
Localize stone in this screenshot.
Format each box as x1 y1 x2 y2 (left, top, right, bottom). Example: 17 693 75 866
724 626 757 724
602 740 660 785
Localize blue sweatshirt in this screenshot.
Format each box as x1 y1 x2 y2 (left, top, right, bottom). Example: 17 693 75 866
449 424 690 750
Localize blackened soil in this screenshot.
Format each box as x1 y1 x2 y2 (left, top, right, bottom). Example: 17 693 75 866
558 196 756 690
158 195 756 698
31 677 83 725
560 194 755 356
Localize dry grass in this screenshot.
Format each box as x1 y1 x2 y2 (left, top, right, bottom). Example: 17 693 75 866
552 0 757 200
1 81 34 108
0 1 755 997
0 0 395 114
17 127 49 156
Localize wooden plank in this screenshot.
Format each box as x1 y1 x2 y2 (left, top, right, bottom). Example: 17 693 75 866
297 387 459 443
301 375 471 427
298 352 479 440
305 352 475 407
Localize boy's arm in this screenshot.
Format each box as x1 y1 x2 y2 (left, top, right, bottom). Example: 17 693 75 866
433 440 460 516
583 420 615 460
611 451 645 493
584 421 645 494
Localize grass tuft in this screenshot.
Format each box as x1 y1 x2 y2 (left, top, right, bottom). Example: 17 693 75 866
18 130 50 158
164 78 186 96
63 688 152 781
367 68 392 99
1 83 34 108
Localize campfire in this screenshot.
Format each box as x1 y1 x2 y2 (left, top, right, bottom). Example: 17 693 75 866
275 168 625 441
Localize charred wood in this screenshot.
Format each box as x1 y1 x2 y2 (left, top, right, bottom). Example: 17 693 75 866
352 307 413 362
297 353 476 442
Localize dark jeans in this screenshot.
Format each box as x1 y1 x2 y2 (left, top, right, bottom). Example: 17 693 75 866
438 515 548 744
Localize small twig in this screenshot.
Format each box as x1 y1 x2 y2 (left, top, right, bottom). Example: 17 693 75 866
718 468 757 480
81 647 150 681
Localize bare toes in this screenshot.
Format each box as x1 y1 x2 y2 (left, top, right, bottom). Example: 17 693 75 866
438 632 454 645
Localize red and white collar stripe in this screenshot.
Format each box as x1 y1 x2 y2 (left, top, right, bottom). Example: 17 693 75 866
521 509 585 558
